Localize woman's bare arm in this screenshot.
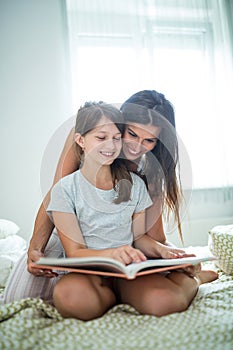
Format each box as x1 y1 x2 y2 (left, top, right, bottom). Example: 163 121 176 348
133 210 186 258
145 199 177 247
144 198 198 265
52 128 79 184
27 128 80 275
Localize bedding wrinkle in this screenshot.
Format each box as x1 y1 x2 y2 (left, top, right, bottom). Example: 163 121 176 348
2 233 64 304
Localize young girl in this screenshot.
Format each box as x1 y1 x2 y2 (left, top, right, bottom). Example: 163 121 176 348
46 101 214 320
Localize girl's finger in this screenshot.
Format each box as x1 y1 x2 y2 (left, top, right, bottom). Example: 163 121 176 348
120 250 132 265
127 248 146 263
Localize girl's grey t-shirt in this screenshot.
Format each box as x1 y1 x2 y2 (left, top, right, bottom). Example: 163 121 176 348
47 170 152 249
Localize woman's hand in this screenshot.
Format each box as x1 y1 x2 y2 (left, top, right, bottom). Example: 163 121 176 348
181 262 202 277
135 235 196 260
27 249 58 277
152 243 203 276
155 243 196 259
108 245 147 265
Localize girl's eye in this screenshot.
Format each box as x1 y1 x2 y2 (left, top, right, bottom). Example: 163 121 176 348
96 136 121 141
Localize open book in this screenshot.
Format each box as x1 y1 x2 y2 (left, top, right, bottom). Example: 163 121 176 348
35 255 216 280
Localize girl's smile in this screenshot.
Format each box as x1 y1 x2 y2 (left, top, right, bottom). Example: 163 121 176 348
75 116 122 166
99 151 116 157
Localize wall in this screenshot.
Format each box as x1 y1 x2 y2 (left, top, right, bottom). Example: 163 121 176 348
0 0 72 240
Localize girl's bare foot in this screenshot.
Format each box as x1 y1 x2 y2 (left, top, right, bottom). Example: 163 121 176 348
195 270 218 285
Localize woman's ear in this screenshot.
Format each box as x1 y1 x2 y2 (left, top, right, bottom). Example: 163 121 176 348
74 133 85 149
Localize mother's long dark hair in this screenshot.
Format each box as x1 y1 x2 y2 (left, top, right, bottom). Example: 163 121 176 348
121 90 183 240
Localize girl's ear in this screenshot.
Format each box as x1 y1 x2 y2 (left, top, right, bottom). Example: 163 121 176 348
74 133 85 149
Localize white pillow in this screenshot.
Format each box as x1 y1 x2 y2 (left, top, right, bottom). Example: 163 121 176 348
209 224 233 275
0 235 27 287
0 219 20 239
0 235 27 255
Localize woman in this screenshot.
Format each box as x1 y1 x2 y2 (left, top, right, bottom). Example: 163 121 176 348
3 90 217 308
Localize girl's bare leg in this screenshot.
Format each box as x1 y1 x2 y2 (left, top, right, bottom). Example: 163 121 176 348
116 270 218 317
53 273 116 321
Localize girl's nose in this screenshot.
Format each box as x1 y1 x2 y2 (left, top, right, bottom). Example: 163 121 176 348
105 139 116 150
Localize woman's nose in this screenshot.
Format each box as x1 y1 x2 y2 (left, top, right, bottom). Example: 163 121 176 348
133 141 143 152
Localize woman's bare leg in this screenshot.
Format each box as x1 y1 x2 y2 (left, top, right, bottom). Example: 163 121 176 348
168 269 218 287
116 270 218 317
53 273 116 321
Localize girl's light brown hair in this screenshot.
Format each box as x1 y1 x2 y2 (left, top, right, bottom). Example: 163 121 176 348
75 101 132 204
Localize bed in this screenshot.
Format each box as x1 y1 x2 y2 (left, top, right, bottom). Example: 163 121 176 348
0 221 233 350
0 261 232 350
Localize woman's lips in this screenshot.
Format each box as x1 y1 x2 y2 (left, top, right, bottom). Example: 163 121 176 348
124 144 142 157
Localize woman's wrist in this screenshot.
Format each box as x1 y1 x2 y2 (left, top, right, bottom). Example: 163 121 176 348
28 228 53 254
28 242 45 255
165 240 177 248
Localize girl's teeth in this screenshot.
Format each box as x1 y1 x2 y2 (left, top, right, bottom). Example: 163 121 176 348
101 152 114 156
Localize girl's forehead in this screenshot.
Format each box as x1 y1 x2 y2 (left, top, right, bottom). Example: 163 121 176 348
95 115 117 126
126 123 161 138
91 117 121 133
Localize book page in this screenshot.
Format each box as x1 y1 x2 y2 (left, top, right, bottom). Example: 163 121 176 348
35 255 215 279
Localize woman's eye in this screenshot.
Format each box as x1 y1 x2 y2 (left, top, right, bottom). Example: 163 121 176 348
145 139 156 144
114 137 121 141
96 136 105 140
128 131 137 137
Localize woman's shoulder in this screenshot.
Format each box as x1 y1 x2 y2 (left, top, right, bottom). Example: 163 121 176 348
129 172 146 187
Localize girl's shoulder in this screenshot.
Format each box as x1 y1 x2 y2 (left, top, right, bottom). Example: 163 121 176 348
54 170 80 189
129 171 138 180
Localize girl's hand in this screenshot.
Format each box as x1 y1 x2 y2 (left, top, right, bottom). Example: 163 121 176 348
108 245 147 265
27 249 58 277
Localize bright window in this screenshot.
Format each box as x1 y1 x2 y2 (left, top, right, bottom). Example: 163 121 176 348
66 0 233 189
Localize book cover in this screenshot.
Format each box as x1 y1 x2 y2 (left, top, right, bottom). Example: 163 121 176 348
34 255 216 280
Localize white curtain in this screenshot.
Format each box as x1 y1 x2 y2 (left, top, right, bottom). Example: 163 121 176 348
65 0 233 191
